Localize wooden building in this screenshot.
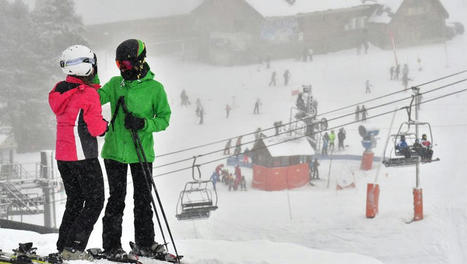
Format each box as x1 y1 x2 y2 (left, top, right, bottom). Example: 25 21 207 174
251 136 314 191
84 15 193 55
190 0 264 65
83 0 454 64
297 5 379 54
368 0 451 49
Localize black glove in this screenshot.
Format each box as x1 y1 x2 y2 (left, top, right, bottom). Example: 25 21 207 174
125 113 145 131
99 119 109 137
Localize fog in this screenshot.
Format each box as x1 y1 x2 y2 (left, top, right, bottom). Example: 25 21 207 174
1 0 467 263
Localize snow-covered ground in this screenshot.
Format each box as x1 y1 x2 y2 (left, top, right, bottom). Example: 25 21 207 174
3 14 467 264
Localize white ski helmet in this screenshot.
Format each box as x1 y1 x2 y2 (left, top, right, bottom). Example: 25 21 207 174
59 45 96 76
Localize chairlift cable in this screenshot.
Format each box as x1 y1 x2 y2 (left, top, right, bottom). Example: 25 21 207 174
154 70 467 159
153 86 467 178
154 78 467 170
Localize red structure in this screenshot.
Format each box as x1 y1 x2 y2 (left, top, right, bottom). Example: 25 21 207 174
360 151 374 170
251 136 315 191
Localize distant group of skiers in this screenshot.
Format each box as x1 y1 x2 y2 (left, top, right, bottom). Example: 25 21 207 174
321 127 347 155
269 69 291 87
390 63 411 90
211 164 247 191
355 105 368 121
357 40 370 55
50 40 175 261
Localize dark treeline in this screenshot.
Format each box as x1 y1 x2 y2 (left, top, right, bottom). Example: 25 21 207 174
0 0 86 152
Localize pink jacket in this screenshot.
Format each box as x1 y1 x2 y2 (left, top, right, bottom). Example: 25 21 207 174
49 76 108 161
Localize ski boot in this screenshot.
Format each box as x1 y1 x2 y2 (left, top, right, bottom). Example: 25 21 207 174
60 248 93 261
129 242 182 263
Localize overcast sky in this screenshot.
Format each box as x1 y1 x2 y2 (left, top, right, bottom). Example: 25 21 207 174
21 0 203 25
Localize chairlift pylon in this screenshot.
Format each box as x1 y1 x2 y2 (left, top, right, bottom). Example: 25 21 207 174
175 157 218 221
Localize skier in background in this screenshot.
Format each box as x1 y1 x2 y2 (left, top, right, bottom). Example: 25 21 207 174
361 105 368 121
283 69 290 86
395 64 400 80
234 165 242 191
210 170 218 191
311 158 320 180
224 139 232 155
98 39 172 260
355 105 360 121
365 80 372 94
49 45 108 260
390 66 395 80
180 89 190 106
402 63 409 78
234 136 243 156
329 130 336 152
253 98 261 114
269 71 277 87
322 132 329 156
225 104 231 118
338 128 346 151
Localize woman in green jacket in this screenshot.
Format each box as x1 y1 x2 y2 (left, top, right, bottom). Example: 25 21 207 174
98 39 171 260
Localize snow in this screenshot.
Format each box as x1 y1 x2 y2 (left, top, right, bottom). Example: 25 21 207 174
5 1 467 263
379 0 404 14
263 136 315 157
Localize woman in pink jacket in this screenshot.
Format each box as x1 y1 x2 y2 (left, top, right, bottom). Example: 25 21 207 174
49 45 108 260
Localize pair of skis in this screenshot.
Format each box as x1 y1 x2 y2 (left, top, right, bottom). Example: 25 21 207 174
0 243 62 264
0 242 182 264
87 242 182 263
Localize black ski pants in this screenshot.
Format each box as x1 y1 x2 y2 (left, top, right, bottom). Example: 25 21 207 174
56 158 105 252
102 159 155 251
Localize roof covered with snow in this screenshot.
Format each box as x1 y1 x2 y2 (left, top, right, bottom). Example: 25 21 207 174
245 0 374 17
262 136 315 157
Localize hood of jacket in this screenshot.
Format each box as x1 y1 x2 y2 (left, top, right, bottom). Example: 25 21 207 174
49 75 100 115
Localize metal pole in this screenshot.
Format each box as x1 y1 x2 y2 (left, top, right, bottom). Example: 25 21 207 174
289 107 293 136
40 151 52 228
414 88 420 188
327 150 334 189
51 151 56 228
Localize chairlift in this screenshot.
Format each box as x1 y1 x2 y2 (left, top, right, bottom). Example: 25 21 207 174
176 157 218 221
382 121 439 167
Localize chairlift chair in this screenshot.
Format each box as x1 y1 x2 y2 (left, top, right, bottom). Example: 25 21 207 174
176 157 218 221
382 120 439 167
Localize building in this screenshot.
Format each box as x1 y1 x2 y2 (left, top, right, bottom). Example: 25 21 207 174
190 0 265 64
83 0 455 64
251 136 315 191
368 0 451 49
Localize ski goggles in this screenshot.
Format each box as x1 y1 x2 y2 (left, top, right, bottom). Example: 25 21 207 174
60 57 96 68
116 60 133 71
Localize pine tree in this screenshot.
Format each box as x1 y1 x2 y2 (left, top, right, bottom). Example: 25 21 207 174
0 0 87 153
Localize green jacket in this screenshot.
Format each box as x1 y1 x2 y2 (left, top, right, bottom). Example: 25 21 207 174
98 69 171 163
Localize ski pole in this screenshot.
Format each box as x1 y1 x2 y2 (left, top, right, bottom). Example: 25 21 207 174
132 130 181 262
119 97 180 262
129 129 168 250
